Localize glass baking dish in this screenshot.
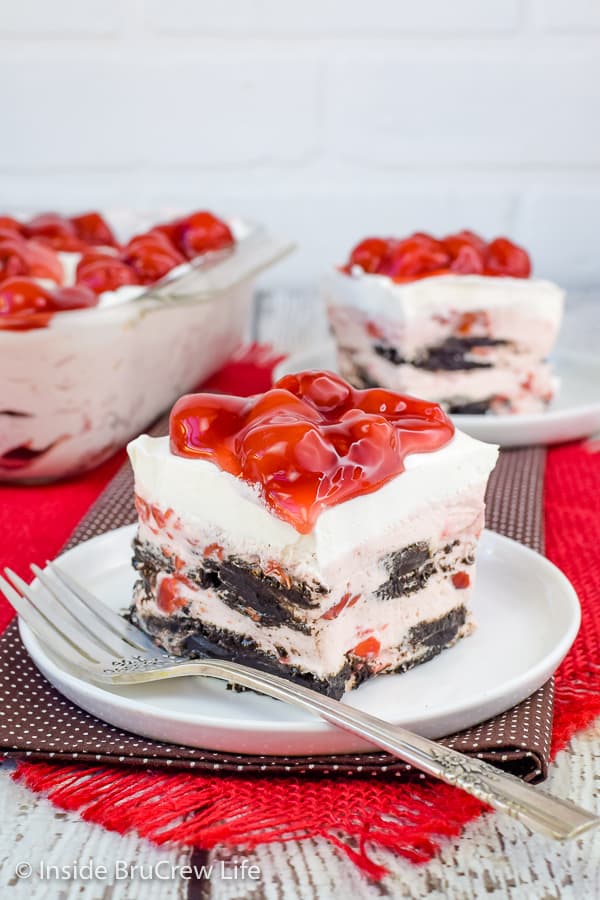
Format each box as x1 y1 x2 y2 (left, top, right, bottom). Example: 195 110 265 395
0 217 293 483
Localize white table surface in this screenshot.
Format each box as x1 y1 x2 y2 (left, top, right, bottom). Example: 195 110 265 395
0 288 598 900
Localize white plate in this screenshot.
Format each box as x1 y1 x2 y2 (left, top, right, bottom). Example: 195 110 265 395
273 345 600 447
19 524 579 756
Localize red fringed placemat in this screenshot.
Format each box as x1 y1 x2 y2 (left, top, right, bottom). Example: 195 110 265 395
545 442 600 754
1 348 599 878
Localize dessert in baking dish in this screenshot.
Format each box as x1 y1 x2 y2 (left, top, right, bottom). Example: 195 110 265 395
0 209 289 483
0 209 235 329
325 231 564 415
128 370 498 698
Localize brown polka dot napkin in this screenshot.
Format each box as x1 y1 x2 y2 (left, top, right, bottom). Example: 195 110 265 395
0 445 554 783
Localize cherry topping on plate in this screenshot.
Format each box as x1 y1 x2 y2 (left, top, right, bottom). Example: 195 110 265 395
121 232 185 284
347 237 390 274
484 237 531 278
448 242 485 275
343 231 531 281
170 370 454 534
70 211 118 248
76 252 140 294
381 236 451 279
444 230 487 256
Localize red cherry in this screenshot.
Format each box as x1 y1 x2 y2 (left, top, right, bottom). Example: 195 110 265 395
169 393 247 475
172 211 234 259
243 420 335 479
245 389 322 430
347 237 390 274
351 636 381 658
375 234 449 279
26 213 84 252
393 233 445 253
449 243 484 275
386 246 451 279
444 230 487 256
25 240 64 282
0 238 30 279
0 276 54 312
0 235 63 283
76 253 139 294
0 227 23 243
157 576 190 613
121 232 185 284
70 211 118 248
452 571 471 589
485 238 531 278
151 222 179 245
321 592 361 620
274 371 353 417
52 285 99 311
0 216 26 235
344 230 532 282
444 233 487 273
0 276 100 330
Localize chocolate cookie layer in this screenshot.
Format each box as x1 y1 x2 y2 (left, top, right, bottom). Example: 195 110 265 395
130 594 468 700
374 336 507 372
133 537 324 634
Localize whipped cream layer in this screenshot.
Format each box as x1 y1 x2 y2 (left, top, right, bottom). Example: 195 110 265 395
135 552 475 679
128 430 498 583
324 269 564 359
0 281 253 481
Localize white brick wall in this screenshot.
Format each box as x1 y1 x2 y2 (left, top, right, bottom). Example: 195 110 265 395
145 1 521 35
1 0 600 289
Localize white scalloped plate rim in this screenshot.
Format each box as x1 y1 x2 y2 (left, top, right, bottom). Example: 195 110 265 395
18 524 579 756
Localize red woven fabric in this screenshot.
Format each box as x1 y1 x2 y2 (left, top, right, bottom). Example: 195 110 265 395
545 442 600 752
4 357 600 878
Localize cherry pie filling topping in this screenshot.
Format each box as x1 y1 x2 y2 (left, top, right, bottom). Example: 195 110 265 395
343 231 531 281
0 209 235 320
0 277 98 330
170 370 455 533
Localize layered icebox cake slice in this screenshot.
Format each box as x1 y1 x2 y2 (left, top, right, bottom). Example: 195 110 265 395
127 371 498 699
325 231 565 415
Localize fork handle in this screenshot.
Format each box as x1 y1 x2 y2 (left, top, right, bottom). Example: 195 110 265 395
156 657 599 842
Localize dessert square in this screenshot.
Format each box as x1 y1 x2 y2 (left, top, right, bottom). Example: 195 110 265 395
127 371 498 699
324 232 565 415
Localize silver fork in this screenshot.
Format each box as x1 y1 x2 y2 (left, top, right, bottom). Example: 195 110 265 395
1 563 599 843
